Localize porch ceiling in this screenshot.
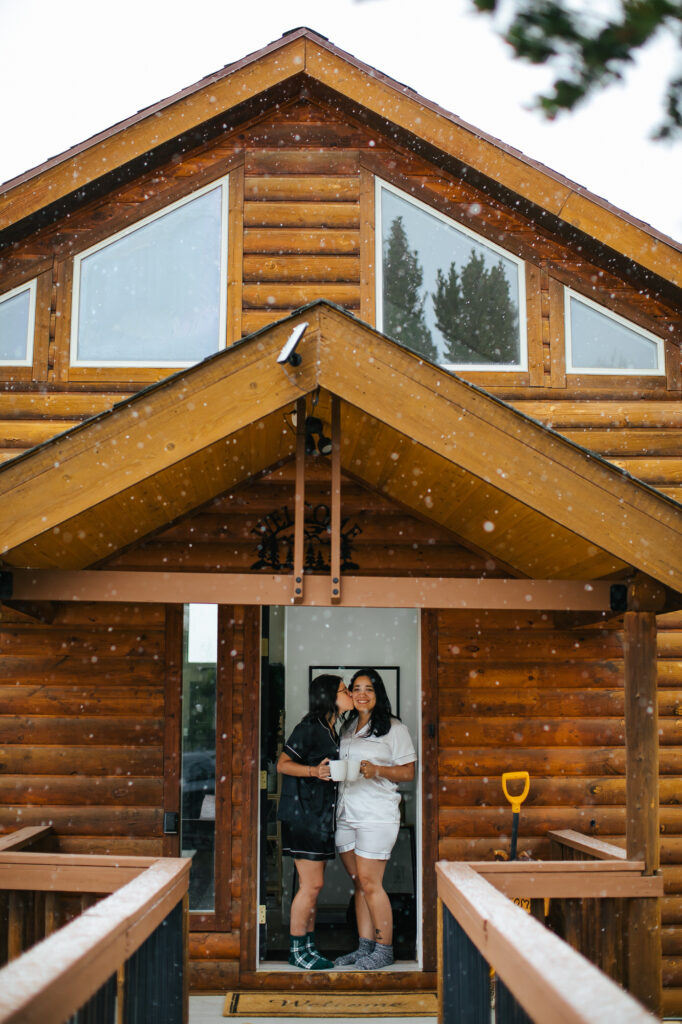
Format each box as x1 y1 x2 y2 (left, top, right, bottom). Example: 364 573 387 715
1 302 681 589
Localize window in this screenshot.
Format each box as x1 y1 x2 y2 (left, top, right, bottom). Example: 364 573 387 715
71 177 228 367
0 279 36 365
565 289 664 375
181 603 218 912
376 180 526 370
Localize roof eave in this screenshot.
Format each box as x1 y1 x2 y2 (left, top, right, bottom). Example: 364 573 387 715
0 29 679 288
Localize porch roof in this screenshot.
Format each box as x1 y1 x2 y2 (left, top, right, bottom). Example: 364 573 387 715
0 302 681 592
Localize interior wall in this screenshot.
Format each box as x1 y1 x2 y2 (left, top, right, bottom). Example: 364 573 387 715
284 606 419 746
277 606 420 928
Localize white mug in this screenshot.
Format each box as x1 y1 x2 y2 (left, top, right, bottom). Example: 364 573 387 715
345 759 361 782
329 759 347 781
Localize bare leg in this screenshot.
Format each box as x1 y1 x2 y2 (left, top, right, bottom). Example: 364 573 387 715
355 855 392 945
340 849 373 940
290 859 325 935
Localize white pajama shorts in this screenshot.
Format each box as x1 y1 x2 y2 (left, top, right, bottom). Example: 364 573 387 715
335 820 400 861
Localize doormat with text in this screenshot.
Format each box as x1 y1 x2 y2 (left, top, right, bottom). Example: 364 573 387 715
223 991 438 1017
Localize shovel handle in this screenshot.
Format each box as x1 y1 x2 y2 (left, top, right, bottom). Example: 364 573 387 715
502 771 530 814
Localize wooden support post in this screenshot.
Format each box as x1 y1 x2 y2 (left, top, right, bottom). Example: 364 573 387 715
624 607 661 1016
330 395 341 605
293 397 306 604
44 892 57 937
8 892 24 960
116 965 125 1024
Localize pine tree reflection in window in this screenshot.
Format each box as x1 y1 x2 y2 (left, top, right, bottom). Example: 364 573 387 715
380 185 523 369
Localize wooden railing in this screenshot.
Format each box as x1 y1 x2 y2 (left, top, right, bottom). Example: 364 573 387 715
548 829 661 1011
0 827 191 1024
437 859 659 1024
549 829 629 863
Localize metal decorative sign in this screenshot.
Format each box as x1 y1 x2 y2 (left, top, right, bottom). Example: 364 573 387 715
251 503 362 572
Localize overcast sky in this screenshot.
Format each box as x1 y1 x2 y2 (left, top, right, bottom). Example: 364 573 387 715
1 0 680 242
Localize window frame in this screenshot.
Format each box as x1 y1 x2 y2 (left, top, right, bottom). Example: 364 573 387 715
564 286 665 376
375 177 528 372
0 278 37 367
70 175 229 369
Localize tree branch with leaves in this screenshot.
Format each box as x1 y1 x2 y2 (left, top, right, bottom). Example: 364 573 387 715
472 0 682 139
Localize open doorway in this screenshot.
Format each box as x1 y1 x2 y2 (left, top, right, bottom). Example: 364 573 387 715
258 606 421 966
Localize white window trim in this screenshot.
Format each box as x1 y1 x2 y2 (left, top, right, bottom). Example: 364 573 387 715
375 178 528 372
71 175 229 368
565 287 664 376
0 278 36 366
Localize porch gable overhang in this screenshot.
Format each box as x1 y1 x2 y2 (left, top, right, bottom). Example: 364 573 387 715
0 302 681 594
0 28 680 295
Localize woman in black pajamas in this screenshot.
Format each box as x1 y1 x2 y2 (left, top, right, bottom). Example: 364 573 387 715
277 673 354 970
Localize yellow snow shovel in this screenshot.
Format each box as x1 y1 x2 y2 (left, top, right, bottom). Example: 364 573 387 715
501 770 530 861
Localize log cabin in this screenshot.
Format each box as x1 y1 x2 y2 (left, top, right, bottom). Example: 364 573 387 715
0 26 681 1015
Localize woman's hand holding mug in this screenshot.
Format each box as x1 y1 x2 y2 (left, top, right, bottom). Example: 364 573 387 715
311 757 331 780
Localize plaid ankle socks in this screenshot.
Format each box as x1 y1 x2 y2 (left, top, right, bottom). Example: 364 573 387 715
289 934 333 970
334 936 376 966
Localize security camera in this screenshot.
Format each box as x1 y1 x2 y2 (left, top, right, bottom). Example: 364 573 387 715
277 322 308 366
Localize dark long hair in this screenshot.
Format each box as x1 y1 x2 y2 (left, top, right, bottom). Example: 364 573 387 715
302 673 344 724
344 668 398 738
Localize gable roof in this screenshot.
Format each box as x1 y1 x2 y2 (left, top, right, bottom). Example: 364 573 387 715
1 301 681 593
1 27 680 293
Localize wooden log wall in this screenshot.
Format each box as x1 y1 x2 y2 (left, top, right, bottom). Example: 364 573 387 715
103 459 495 578
435 607 682 1015
0 93 680 471
0 602 165 855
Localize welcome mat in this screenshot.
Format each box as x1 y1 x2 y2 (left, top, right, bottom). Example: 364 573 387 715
223 991 438 1017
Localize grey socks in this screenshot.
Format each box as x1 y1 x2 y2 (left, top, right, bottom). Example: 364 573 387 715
355 941 394 970
334 935 375 966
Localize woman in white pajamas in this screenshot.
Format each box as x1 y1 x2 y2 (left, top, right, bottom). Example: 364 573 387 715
334 668 417 970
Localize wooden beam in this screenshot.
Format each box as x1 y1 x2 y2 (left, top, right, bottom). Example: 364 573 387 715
0 601 56 624
316 306 682 592
623 609 661 1015
0 37 307 233
10 571 615 609
0 316 317 555
0 828 53 853
470 861 662 899
548 830 627 862
0 863 142 894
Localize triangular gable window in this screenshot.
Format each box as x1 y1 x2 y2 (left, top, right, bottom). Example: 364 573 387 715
376 180 526 370
71 177 229 368
565 289 664 375
0 279 35 366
